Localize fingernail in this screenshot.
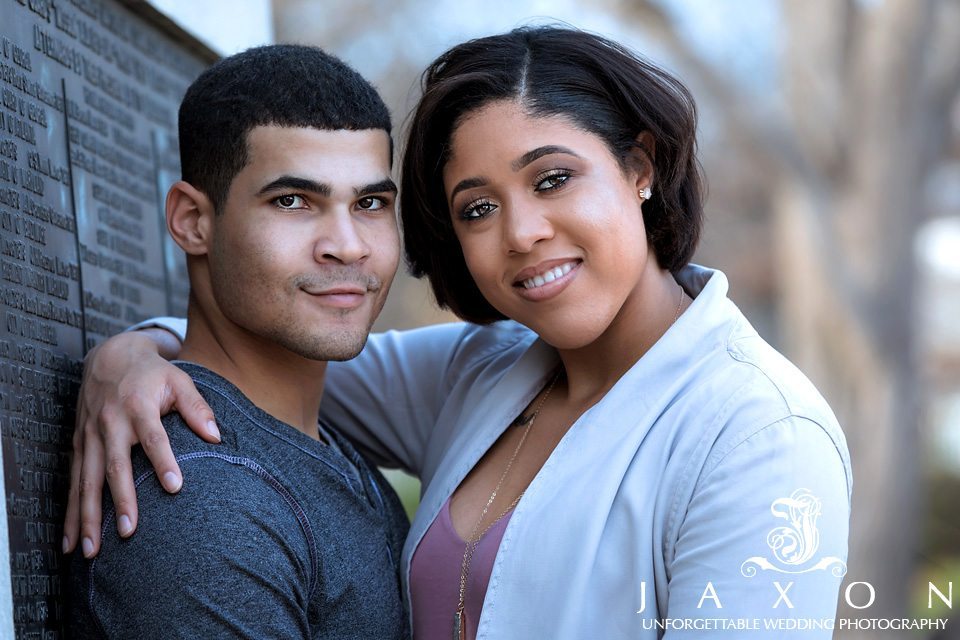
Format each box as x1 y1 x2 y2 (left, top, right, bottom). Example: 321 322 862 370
82 537 94 558
206 420 220 441
118 515 132 537
163 471 182 492
62 536 69 554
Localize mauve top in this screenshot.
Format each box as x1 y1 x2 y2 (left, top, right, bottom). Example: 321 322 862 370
410 497 514 640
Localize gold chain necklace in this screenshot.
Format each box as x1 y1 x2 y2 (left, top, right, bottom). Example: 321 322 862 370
450 283 682 639
453 371 561 640
673 282 685 323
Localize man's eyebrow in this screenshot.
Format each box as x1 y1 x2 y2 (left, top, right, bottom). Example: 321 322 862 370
257 176 331 197
511 145 582 172
355 179 398 197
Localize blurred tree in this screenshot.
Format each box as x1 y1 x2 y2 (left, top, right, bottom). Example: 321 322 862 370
273 0 960 632
608 0 960 632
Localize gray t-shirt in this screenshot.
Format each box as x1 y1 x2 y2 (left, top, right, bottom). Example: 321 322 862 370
69 362 410 639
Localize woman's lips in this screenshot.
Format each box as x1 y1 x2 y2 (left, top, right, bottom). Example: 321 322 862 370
513 260 581 301
516 260 580 289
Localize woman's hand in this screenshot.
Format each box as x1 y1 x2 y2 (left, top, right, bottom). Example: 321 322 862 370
63 328 220 558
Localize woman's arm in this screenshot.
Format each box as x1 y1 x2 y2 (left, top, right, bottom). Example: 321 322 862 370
662 416 851 638
321 322 503 474
64 317 521 557
63 326 221 557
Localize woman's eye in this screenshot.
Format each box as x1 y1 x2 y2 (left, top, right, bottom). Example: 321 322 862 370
535 171 570 192
274 194 307 209
461 200 496 221
357 196 386 211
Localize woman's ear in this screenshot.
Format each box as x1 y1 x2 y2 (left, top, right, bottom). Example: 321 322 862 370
166 181 215 255
630 131 656 200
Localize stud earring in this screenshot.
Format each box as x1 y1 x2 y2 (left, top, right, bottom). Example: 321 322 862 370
640 186 652 200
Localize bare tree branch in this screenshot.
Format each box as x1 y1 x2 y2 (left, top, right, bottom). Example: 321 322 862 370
782 0 854 178
606 0 889 339
612 0 825 191
921 0 960 163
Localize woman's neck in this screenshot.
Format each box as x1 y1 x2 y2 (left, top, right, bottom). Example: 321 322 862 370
555 268 688 406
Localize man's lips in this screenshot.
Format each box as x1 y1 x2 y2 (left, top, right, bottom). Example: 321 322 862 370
301 285 367 296
294 269 382 295
301 284 368 309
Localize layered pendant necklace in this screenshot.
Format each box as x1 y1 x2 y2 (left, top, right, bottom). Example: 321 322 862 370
453 370 561 640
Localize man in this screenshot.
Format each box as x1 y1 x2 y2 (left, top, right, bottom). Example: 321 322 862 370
68 44 409 639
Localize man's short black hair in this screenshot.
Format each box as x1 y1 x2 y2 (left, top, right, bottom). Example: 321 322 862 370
179 44 392 212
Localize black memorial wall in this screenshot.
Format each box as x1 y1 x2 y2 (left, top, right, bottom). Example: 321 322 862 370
0 1 212 636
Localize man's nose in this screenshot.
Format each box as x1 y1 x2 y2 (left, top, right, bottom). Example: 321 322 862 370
313 211 370 265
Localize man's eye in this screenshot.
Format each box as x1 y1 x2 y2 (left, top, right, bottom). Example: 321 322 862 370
274 194 307 209
357 196 386 211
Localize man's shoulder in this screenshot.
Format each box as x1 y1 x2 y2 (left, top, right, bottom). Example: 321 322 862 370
85 453 316 598
159 361 272 454
71 454 316 638
127 448 314 548
171 360 256 425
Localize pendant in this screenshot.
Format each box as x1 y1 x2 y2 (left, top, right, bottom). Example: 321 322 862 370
454 609 466 640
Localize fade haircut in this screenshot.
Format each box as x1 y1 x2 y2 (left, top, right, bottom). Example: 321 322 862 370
179 44 392 213
401 26 704 324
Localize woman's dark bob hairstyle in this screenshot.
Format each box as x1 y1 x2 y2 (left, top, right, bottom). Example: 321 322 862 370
401 26 704 324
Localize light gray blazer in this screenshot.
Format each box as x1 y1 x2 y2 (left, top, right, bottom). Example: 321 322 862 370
321 265 851 639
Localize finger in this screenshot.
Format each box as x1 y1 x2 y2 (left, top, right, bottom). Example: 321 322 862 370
168 370 219 443
132 411 182 494
78 427 106 558
63 411 86 553
103 429 140 538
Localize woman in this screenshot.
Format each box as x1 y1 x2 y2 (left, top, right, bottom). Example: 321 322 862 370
65 27 850 639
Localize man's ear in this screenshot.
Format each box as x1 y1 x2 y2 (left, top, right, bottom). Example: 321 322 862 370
629 131 656 197
166 181 215 255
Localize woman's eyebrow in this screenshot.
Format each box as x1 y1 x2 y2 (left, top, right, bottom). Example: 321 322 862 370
511 145 581 171
449 176 488 203
448 146 582 204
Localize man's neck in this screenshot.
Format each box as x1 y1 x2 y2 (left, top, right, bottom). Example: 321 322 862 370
179 306 328 441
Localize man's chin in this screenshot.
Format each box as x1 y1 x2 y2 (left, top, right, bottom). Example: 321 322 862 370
279 330 370 362
321 344 366 362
